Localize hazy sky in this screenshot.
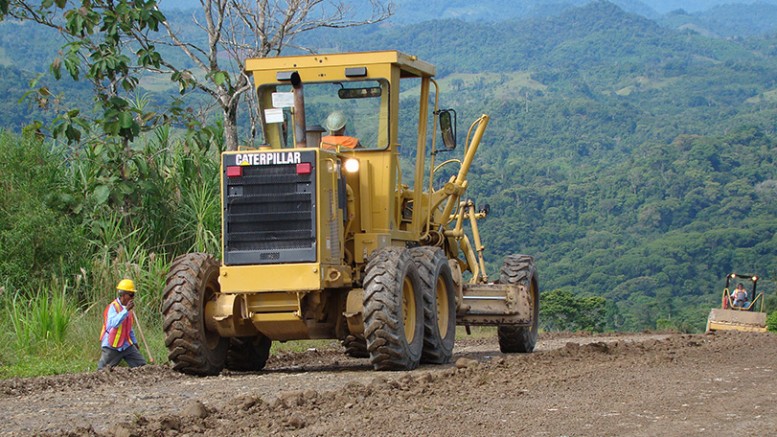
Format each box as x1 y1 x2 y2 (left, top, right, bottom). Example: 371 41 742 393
157 0 777 16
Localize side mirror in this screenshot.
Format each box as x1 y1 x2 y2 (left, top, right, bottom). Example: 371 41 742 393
438 109 457 150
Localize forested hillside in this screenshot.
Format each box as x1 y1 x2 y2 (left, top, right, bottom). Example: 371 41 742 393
1 1 776 333
306 1 777 330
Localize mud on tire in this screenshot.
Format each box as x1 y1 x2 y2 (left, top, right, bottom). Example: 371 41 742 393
337 301 369 358
363 247 424 370
162 253 228 375
226 335 272 371
409 246 456 364
497 254 539 353
342 335 369 358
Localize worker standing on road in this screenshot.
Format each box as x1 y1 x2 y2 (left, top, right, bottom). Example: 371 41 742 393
97 279 147 370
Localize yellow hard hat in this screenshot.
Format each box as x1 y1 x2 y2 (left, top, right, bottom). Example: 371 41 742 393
116 279 136 293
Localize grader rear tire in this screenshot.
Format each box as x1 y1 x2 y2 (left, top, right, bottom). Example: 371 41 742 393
497 255 539 353
225 335 272 371
162 253 228 375
410 246 456 364
363 247 424 371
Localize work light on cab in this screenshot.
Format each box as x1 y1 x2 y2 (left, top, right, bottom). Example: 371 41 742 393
344 158 359 173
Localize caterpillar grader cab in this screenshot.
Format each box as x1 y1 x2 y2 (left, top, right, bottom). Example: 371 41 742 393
706 273 767 333
162 51 539 374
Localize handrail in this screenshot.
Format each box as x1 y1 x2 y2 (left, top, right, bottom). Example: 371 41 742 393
722 288 764 312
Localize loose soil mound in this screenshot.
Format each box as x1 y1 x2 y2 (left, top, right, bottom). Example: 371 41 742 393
2 331 774 436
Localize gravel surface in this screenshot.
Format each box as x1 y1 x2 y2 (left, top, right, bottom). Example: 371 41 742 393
1 331 774 436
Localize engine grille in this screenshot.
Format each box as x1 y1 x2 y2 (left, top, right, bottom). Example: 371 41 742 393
223 153 316 265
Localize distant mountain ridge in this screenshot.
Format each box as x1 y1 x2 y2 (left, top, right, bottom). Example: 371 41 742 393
308 1 675 75
157 0 777 28
661 3 777 37
2 0 776 331
155 0 777 39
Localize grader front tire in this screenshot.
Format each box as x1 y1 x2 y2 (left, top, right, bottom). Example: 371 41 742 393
497 254 539 353
410 246 456 364
162 253 228 375
363 247 424 371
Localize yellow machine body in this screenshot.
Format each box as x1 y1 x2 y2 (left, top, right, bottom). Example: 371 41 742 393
706 273 767 333
209 52 533 342
162 51 540 375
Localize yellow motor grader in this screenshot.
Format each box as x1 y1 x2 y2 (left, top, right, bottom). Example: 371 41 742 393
162 51 539 374
706 273 767 333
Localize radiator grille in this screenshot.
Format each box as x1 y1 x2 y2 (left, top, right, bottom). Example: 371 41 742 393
223 157 316 265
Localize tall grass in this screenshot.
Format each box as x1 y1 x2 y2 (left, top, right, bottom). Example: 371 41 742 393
176 176 221 255
168 132 222 255
1 128 223 378
3 280 77 351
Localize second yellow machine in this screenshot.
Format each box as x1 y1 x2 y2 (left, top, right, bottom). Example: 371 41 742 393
162 51 539 374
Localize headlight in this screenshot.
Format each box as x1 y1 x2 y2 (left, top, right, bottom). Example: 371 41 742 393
344 158 360 173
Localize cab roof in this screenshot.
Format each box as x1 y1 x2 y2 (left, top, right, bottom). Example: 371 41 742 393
245 50 436 78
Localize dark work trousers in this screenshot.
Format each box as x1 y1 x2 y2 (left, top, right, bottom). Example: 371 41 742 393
97 346 147 370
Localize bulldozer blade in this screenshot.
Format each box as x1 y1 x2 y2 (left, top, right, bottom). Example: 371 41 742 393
706 308 767 333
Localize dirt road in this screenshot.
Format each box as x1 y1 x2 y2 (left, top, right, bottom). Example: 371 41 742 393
2 331 775 436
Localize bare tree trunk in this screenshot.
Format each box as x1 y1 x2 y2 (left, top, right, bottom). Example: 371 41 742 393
224 100 239 151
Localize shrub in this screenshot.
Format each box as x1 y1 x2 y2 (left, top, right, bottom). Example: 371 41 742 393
767 311 777 332
0 132 87 289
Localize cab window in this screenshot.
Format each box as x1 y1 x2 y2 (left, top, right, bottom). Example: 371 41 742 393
257 79 389 149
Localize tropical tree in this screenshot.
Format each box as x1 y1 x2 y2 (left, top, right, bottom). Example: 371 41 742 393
540 288 608 332
0 0 393 149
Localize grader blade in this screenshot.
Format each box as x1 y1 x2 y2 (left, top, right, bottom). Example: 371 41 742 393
457 283 533 326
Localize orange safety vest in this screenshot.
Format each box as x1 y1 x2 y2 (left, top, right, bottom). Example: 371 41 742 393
321 135 360 150
99 299 134 348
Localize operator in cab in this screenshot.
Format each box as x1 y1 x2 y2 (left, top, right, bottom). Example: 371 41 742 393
732 283 749 308
321 111 361 150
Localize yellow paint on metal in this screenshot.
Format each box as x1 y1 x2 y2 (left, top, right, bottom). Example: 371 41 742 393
250 312 301 322
344 288 365 336
208 294 259 337
245 292 300 313
249 312 308 341
707 321 768 333
245 51 436 77
706 308 767 333
220 264 322 292
353 233 391 263
402 275 417 343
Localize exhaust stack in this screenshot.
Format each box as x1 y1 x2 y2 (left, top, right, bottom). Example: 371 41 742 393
290 72 307 148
